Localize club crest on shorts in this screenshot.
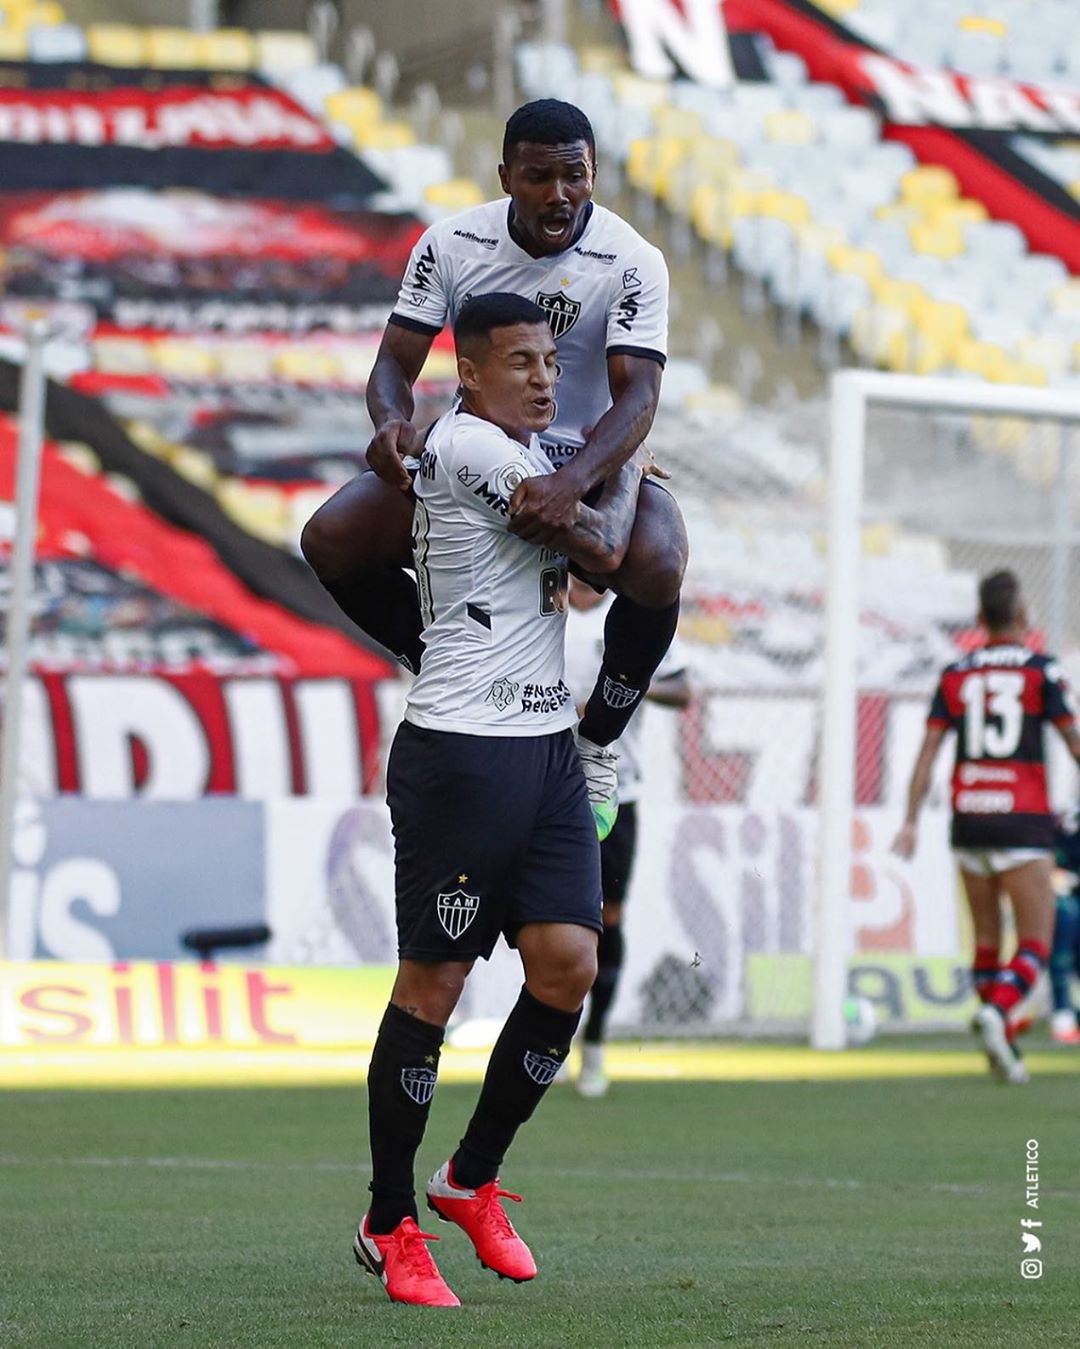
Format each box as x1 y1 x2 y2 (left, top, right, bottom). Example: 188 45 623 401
400 1066 437 1106
436 888 480 940
602 676 640 710
536 290 582 339
523 1049 561 1086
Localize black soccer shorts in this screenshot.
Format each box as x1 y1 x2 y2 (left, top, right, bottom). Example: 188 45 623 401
386 721 603 961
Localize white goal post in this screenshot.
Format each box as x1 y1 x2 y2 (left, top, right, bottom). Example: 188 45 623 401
814 371 1080 1049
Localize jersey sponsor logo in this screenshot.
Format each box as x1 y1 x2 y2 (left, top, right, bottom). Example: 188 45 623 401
523 1049 562 1086
456 465 482 488
436 887 480 940
493 462 526 498
418 448 437 481
615 287 641 333
956 789 1015 814
485 678 520 711
521 680 570 714
409 290 429 308
573 245 616 264
959 763 1016 785
400 1066 438 1105
473 479 509 515
536 290 582 339
622 267 640 288
602 675 641 710
452 228 497 250
410 242 438 294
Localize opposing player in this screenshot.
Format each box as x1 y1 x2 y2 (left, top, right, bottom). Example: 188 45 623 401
893 570 1080 1083
301 99 687 839
350 294 659 1307
564 576 691 1096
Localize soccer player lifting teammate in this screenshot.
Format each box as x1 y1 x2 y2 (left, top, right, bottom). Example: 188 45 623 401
301 99 687 839
893 570 1080 1083
350 293 662 1307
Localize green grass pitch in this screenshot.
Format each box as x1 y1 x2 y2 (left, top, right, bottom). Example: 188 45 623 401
2 1041 1077 1347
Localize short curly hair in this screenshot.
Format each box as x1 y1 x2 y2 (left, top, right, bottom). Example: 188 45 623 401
502 99 595 166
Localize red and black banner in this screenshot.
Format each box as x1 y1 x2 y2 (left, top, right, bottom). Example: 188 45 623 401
0 62 385 203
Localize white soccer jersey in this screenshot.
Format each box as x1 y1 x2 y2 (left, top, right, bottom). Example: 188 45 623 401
405 406 577 736
391 199 668 466
564 594 688 801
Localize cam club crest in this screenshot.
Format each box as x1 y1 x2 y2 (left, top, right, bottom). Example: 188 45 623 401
523 1050 562 1086
536 290 582 339
436 887 480 940
400 1066 437 1105
602 675 640 710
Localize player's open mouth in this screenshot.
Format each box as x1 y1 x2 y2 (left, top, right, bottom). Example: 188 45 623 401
531 396 553 413
540 216 572 241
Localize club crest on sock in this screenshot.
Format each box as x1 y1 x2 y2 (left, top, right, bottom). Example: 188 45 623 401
436 887 480 939
400 1066 438 1105
523 1049 561 1086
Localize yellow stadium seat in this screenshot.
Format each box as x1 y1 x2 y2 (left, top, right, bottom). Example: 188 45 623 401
86 25 145 66
850 304 909 366
913 299 969 349
900 165 959 208
579 45 623 74
255 30 318 73
145 28 202 69
627 136 688 198
611 72 670 107
908 332 953 376
153 341 218 379
1015 334 1071 378
197 29 255 70
690 183 725 244
873 203 925 227
998 360 1048 387
216 480 290 545
12 2 65 28
826 245 883 285
871 278 927 314
797 221 845 253
757 190 810 228
420 348 457 381
324 87 383 132
353 120 416 150
954 338 1010 381
689 136 739 178
909 220 966 260
216 345 275 382
169 447 219 492
926 198 988 228
0 30 28 58
653 106 701 139
815 0 860 13
959 15 1007 36
764 109 817 145
92 338 152 375
424 178 485 212
273 346 342 384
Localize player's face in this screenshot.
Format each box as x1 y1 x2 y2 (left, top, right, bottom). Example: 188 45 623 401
459 322 558 443
499 140 595 256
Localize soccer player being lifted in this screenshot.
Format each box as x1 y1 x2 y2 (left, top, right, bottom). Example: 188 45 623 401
893 570 1080 1083
350 293 663 1306
302 99 687 840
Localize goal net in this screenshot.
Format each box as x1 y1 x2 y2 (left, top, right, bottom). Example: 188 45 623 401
596 372 1080 1045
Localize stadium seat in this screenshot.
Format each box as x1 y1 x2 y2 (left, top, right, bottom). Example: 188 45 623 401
900 166 960 208
909 220 966 260
152 341 218 379
198 29 256 71
27 23 86 61
216 345 275 383
86 24 144 66
145 28 202 69
352 120 416 151
255 30 318 75
765 110 818 145
273 346 342 384
423 178 485 213
92 338 153 375
282 63 346 114
0 29 29 58
324 86 383 139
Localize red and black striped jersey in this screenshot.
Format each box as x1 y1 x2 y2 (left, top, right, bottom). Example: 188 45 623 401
927 643 1076 848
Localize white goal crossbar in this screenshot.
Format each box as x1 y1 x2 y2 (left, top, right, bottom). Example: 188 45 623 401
813 372 1080 1049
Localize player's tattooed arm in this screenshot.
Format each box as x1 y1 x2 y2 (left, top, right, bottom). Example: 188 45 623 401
530 446 656 572
562 353 663 496
365 323 437 490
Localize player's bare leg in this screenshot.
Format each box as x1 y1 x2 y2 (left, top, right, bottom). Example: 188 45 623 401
300 470 424 672
960 868 1003 1006
427 923 598 1281
356 958 472 1306
573 484 688 836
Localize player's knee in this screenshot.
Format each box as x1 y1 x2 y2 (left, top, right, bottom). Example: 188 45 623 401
528 940 598 1011
299 508 341 582
625 546 685 608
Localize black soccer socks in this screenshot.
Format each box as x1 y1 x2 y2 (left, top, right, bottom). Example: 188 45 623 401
324 564 426 675
578 595 680 747
451 988 581 1190
366 1003 444 1234
584 923 625 1044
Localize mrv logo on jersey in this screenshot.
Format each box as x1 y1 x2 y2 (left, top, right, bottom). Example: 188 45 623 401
436 888 480 939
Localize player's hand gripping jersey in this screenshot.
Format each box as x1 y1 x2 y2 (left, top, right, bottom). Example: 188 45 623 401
928 643 1077 847
404 407 578 736
390 201 668 466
